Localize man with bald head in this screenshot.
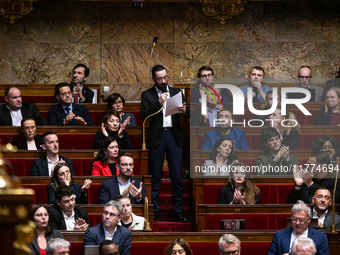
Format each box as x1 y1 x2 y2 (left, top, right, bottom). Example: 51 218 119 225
311 188 340 230
290 237 316 255
292 66 323 102
99 240 119 255
0 86 47 126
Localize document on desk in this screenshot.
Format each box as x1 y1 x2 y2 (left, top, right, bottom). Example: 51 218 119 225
165 92 182 117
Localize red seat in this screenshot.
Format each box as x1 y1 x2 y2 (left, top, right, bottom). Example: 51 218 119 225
88 184 101 204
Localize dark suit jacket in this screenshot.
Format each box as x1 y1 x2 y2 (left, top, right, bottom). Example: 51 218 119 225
53 84 94 103
48 103 95 126
311 207 340 230
99 177 146 204
28 229 63 255
316 108 332 125
0 103 47 126
30 155 75 176
83 224 131 255
48 204 91 231
47 182 88 204
11 134 43 150
267 226 329 255
140 85 190 148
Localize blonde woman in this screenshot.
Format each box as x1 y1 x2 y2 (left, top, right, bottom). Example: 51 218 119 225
317 87 340 125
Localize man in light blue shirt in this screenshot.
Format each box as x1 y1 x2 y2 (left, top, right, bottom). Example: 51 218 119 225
240 66 271 103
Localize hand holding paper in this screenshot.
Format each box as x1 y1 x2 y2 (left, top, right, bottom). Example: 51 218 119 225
165 92 183 117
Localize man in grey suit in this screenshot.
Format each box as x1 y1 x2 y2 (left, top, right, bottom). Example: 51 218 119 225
311 188 340 230
293 66 323 102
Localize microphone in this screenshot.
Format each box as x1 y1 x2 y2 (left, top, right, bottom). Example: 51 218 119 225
161 86 167 93
146 36 158 89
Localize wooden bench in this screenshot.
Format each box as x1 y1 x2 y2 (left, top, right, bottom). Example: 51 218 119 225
20 175 152 206
2 149 149 176
197 204 340 231
0 84 101 103
61 230 339 255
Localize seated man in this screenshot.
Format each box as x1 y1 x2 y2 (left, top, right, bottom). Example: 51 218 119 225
30 131 75 176
218 234 241 255
48 185 91 231
240 66 271 103
53 64 94 103
201 105 250 150
191 86 223 127
99 240 119 255
116 195 145 230
46 238 70 255
83 200 131 255
190 65 230 104
11 117 43 150
99 152 146 204
48 82 95 126
288 66 323 102
253 90 281 126
0 86 47 126
311 188 340 230
256 127 298 175
268 200 329 255
287 151 340 204
290 237 316 255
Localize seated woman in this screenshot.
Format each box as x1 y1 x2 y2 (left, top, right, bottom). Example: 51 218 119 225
11 117 43 150
92 110 132 149
92 136 120 176
116 195 145 230
259 107 300 150
317 87 340 125
202 137 237 176
219 162 260 204
312 135 340 162
107 92 137 126
47 162 92 204
28 205 64 255
165 238 193 255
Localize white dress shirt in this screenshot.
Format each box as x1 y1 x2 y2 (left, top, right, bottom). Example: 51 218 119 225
155 85 172 127
62 210 75 230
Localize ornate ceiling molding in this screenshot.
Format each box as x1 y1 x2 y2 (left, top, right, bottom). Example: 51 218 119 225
0 0 37 24
200 0 248 25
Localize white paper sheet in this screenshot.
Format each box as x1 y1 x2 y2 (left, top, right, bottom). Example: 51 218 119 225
165 92 182 117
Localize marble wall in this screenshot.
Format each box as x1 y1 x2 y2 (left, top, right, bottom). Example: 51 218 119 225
0 1 339 100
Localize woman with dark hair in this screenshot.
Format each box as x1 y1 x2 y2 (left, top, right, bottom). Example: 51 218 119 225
202 137 238 176
107 93 137 126
47 162 92 204
219 162 260 204
317 87 340 125
259 107 300 150
92 136 120 176
165 238 193 255
92 110 132 149
28 205 64 255
312 136 340 162
11 117 43 150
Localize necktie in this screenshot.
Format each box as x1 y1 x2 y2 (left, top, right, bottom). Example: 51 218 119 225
65 107 70 115
74 94 79 103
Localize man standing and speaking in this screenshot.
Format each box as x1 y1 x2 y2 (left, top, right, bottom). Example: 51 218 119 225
140 65 190 222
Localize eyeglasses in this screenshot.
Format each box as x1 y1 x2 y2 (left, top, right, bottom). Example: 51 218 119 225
113 100 123 106
292 218 308 223
201 73 213 79
60 91 72 96
120 163 134 167
298 76 310 79
156 76 168 82
219 248 239 255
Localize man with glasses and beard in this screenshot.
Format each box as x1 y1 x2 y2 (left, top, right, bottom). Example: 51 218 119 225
140 65 190 222
99 152 146 205
268 201 328 255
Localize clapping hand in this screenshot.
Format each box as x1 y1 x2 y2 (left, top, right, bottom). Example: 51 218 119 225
81 179 92 191
74 218 89 231
230 189 246 204
118 117 130 138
